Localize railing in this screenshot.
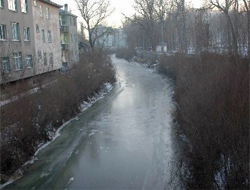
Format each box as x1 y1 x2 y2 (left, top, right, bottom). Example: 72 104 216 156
60 26 69 32
61 44 70 50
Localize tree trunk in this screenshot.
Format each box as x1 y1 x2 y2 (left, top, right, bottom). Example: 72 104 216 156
225 13 238 56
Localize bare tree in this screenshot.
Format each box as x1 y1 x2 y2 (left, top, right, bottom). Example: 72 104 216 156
242 0 249 57
132 0 158 50
209 0 238 55
154 0 173 48
173 0 187 53
75 0 114 51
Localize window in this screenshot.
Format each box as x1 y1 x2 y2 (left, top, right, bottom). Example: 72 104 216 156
8 0 17 11
36 24 39 33
49 53 53 64
1 57 10 72
37 50 41 59
39 5 43 17
0 25 6 40
63 34 66 43
43 52 47 65
34 0 37 6
26 55 32 68
48 30 52 43
74 34 77 43
46 8 50 19
0 0 4 8
11 22 19 41
42 29 45 42
71 34 73 42
23 27 30 41
21 0 27 13
74 18 76 26
13 52 22 70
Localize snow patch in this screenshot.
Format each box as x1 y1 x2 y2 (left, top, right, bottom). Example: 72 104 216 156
67 177 74 185
40 172 50 178
0 180 15 190
0 83 114 189
88 130 99 137
80 83 114 112
23 156 38 166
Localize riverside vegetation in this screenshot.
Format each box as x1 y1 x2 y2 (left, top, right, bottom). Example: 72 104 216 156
0 51 115 183
159 53 249 189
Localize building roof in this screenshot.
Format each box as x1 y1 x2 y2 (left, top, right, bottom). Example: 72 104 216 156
59 9 78 18
39 0 63 8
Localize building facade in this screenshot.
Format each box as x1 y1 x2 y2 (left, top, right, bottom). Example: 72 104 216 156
32 0 62 75
59 4 79 69
0 0 62 85
0 0 35 84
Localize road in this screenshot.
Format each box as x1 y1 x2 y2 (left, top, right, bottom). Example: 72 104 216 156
6 56 179 190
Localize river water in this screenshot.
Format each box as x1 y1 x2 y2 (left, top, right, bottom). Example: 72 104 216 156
5 56 180 190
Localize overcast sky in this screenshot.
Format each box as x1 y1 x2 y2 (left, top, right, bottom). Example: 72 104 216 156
53 0 204 28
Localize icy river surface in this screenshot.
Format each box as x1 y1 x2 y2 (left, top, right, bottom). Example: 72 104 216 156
6 56 179 190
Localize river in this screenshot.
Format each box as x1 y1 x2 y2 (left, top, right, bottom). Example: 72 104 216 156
5 56 180 190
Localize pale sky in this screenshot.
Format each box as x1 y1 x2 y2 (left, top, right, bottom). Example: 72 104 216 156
53 0 204 28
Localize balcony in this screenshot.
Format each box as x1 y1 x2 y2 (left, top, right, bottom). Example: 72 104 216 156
62 44 70 50
60 26 69 33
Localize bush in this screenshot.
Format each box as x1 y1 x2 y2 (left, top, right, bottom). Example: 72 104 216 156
160 53 249 189
115 48 136 61
0 51 115 180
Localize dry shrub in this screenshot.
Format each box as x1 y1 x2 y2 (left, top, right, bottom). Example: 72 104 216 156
0 51 115 180
115 48 136 61
160 53 249 189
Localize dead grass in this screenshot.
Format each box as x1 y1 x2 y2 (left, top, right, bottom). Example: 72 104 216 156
160 53 249 189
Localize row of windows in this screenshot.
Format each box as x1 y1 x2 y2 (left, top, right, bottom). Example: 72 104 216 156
60 16 77 27
0 1 50 19
0 51 54 72
39 5 50 19
1 53 32 72
39 28 52 43
37 51 53 65
0 23 53 43
34 1 50 20
0 0 28 13
0 23 30 41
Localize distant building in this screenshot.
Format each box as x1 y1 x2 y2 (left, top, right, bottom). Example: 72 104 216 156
32 0 62 75
156 43 167 53
94 25 115 49
93 26 128 50
59 4 79 69
115 29 127 49
0 0 62 85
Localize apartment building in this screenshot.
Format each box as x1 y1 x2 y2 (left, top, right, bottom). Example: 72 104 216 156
32 0 62 75
0 0 35 84
59 4 79 69
0 0 62 85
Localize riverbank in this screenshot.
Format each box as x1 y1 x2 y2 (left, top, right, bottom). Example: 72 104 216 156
159 53 249 189
0 52 116 185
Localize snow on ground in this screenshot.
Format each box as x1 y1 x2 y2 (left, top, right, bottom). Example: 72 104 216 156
0 82 114 189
